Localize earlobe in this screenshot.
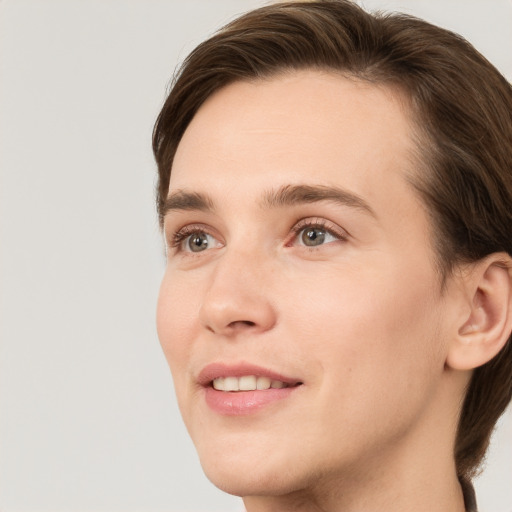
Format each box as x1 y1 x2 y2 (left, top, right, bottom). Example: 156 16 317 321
446 254 512 371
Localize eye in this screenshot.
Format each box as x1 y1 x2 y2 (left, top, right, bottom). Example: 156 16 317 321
291 219 347 248
186 232 217 252
299 226 333 246
169 225 222 254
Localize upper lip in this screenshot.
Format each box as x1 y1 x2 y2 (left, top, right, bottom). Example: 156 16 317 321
197 362 303 387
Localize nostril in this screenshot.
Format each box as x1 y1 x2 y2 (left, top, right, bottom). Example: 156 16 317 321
228 320 256 328
199 290 276 335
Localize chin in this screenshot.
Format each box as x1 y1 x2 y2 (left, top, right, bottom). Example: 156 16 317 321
202 462 298 498
197 443 307 498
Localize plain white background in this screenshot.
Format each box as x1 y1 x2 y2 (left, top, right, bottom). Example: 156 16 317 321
1 1 511 511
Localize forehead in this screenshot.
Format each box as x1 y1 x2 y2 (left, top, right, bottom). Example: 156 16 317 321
169 70 424 229
171 70 415 186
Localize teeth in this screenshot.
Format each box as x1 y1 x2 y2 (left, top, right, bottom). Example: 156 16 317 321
224 377 238 392
212 375 289 392
256 376 271 390
239 375 257 390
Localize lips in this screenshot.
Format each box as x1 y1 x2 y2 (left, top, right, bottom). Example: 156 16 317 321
198 362 301 387
198 362 302 415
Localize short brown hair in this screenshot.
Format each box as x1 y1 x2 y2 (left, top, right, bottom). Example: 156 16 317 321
153 0 512 480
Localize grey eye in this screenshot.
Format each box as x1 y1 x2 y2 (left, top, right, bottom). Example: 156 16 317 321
301 227 326 246
188 233 210 252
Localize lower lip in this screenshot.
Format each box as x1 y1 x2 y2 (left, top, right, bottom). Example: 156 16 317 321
204 386 298 416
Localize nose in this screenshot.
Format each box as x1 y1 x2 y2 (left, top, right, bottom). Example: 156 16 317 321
199 249 277 337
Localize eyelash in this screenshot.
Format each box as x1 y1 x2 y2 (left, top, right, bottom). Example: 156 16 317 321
289 218 348 246
169 224 213 250
167 218 347 253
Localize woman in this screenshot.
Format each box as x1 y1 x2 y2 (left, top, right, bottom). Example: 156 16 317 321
153 2 512 510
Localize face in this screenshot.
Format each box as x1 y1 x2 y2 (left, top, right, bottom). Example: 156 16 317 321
157 71 457 498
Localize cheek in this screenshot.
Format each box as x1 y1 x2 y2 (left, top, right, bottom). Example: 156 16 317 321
287 261 446 402
156 272 200 378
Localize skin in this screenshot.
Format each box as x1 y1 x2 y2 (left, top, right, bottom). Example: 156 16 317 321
157 70 471 512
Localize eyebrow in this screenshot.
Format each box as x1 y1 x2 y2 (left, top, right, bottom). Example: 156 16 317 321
162 184 376 218
162 190 215 216
261 184 376 217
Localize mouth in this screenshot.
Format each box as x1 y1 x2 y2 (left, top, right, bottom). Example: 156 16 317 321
198 363 303 415
212 375 294 391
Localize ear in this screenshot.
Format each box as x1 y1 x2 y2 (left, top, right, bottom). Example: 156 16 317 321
446 253 512 371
